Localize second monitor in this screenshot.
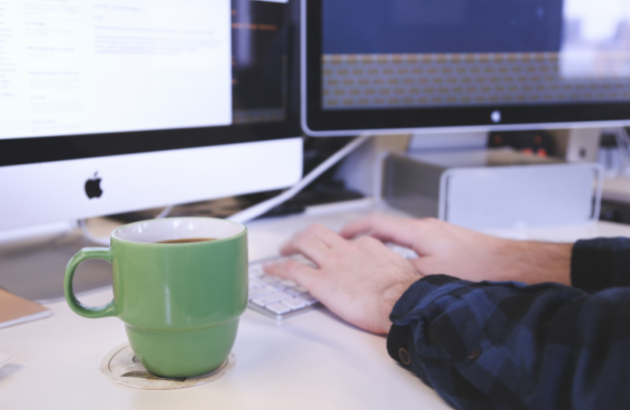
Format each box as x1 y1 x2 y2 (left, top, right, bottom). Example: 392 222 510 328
302 0 630 136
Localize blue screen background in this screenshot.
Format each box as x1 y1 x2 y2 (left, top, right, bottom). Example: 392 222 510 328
323 0 564 54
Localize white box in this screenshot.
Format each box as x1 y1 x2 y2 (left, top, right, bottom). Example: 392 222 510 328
383 149 603 229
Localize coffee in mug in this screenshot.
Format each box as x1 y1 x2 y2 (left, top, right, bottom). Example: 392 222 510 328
157 238 217 244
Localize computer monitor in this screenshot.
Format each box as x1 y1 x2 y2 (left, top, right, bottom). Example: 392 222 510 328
0 0 302 235
301 0 630 136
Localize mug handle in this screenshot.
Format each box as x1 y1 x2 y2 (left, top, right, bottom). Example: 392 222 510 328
64 248 117 319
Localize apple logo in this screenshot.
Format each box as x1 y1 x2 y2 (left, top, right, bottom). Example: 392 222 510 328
85 172 103 199
491 110 502 123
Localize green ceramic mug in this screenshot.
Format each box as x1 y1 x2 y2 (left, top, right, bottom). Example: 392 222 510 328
64 217 248 378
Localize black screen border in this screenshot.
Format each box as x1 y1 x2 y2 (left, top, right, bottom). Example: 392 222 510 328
0 123 296 168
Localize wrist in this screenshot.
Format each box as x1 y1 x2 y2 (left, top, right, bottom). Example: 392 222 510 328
509 240 572 285
378 277 419 334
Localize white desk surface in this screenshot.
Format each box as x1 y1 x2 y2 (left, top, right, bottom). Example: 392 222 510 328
3 201 630 410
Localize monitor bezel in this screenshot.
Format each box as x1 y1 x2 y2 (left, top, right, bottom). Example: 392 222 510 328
301 0 630 137
0 123 296 168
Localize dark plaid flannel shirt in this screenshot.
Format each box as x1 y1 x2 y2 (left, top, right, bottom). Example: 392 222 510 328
387 237 630 410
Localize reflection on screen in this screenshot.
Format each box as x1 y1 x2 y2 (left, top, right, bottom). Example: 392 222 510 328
561 0 630 78
321 0 630 110
232 0 287 125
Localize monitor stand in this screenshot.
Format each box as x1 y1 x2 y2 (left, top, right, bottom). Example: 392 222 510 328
407 131 488 152
0 223 115 303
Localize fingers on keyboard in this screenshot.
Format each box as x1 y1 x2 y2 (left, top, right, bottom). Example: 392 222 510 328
247 244 415 320
248 261 320 319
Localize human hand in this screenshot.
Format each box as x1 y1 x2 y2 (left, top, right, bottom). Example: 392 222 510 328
263 224 423 334
340 214 572 286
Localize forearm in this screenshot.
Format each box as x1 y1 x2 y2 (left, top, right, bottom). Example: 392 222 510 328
388 275 630 410
496 239 572 286
511 236 630 292
491 236 630 291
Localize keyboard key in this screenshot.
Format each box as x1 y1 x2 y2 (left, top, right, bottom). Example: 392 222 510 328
249 264 265 278
286 285 308 296
267 279 296 292
261 275 280 284
252 291 292 307
249 287 275 298
278 279 297 287
386 243 418 259
249 279 266 288
297 294 319 306
265 302 292 315
282 297 306 310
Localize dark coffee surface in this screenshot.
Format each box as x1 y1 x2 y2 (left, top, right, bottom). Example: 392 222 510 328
157 238 217 244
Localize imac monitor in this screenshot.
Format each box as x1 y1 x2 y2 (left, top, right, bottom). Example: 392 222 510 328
302 0 630 136
0 0 302 233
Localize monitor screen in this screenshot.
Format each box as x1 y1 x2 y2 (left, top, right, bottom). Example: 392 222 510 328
1 1 232 139
302 0 630 135
0 0 298 167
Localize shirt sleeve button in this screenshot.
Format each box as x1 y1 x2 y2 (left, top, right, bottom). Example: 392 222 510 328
398 348 411 365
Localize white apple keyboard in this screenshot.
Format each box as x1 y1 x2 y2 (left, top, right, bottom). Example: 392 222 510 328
247 243 418 320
